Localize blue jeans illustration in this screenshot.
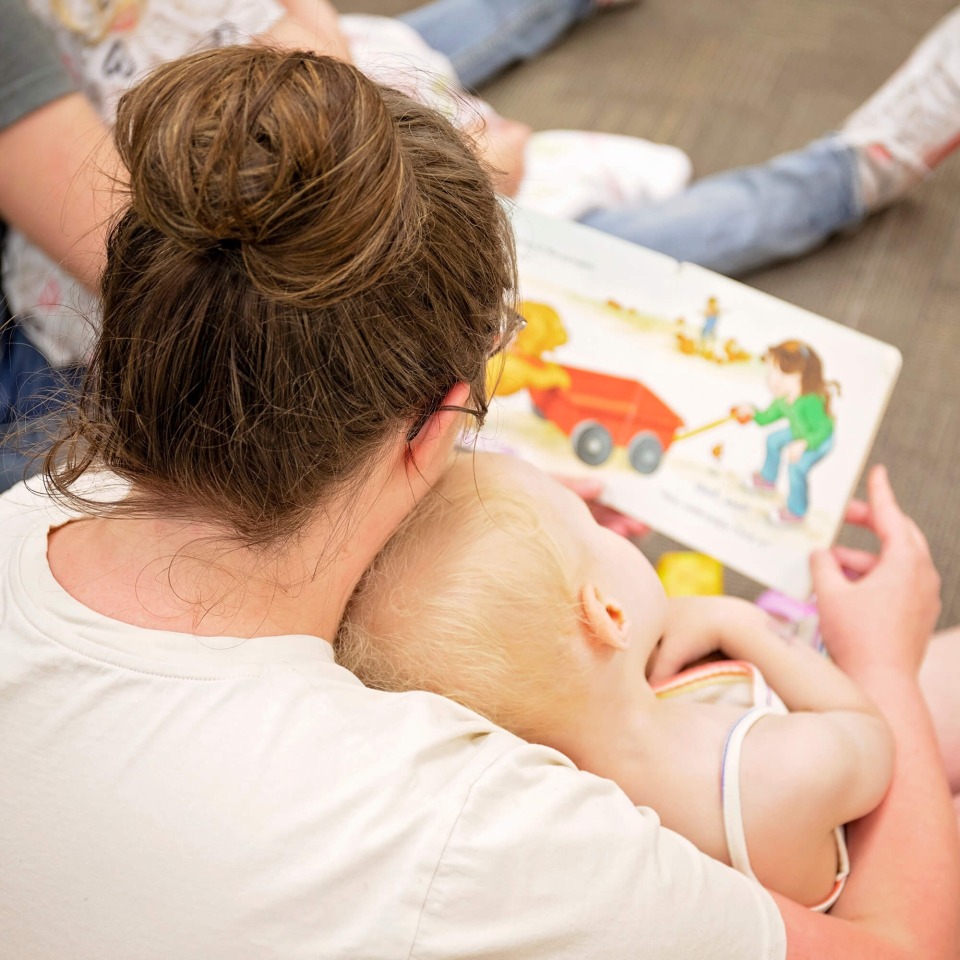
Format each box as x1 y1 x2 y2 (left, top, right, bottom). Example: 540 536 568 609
761 428 834 518
404 1 866 276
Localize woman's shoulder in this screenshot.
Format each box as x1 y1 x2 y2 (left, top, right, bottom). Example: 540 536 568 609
0 470 125 528
0 474 73 533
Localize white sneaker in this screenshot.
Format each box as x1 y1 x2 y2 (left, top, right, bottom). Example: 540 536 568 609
841 6 960 209
515 129 693 220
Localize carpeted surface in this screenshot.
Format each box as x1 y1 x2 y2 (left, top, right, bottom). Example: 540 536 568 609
340 0 960 625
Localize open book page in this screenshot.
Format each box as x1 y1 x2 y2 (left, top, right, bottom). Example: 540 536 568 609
477 208 902 598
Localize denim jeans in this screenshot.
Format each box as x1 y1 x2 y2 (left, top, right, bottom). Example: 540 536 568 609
761 428 835 518
0 318 81 491
403 1 867 276
401 0 596 88
582 136 865 276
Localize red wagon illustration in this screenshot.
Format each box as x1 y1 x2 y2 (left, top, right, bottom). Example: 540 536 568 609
527 365 685 474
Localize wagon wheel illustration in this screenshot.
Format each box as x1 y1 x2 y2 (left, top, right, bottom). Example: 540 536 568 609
571 420 614 466
627 431 663 474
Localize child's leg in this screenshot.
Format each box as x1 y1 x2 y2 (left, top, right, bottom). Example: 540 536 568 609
581 8 960 276
579 136 863 277
840 6 960 211
785 437 833 519
399 0 598 88
760 427 794 486
0 323 72 425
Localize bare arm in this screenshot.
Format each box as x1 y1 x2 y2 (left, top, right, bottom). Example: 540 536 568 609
655 594 883 716
652 594 893 815
0 92 117 292
776 468 959 958
648 596 893 905
0 0 351 298
259 0 351 61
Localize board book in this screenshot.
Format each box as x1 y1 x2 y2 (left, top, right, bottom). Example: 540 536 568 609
475 207 902 599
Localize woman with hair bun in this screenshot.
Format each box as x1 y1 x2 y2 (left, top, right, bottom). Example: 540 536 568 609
0 45 956 960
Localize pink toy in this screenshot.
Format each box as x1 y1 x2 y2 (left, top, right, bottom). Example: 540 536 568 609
756 590 823 654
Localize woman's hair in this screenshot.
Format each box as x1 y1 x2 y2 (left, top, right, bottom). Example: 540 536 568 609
766 340 841 417
335 457 586 740
44 45 517 544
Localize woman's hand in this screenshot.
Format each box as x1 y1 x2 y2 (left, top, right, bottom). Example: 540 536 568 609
555 475 649 538
812 465 941 677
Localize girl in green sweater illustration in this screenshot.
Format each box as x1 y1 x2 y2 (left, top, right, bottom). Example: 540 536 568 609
736 341 839 524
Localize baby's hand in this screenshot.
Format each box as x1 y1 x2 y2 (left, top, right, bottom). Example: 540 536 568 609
647 596 762 682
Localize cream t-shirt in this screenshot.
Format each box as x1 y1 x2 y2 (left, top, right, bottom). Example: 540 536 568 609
0 479 786 959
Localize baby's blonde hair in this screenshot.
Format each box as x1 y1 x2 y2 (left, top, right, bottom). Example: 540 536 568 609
336 456 588 739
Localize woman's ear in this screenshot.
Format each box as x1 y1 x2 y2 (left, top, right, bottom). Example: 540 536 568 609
580 583 631 651
405 382 471 476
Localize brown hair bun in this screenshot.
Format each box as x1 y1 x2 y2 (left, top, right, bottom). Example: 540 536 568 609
47 46 517 544
116 46 417 307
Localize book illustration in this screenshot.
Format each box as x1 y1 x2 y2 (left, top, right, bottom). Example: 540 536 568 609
700 296 721 348
477 207 901 598
736 341 839 526
492 301 684 474
491 302 839 525
675 306 752 365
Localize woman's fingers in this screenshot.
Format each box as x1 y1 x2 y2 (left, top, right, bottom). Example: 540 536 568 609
589 502 649 538
844 498 871 528
907 517 933 558
866 464 908 547
555 474 649 538
555 474 604 501
844 467 907 545
810 548 848 596
831 545 879 578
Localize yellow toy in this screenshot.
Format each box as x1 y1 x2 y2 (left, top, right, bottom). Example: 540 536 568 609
656 551 724 597
487 301 572 398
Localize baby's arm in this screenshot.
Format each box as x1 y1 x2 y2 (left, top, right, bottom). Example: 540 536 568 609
259 0 352 61
654 597 894 906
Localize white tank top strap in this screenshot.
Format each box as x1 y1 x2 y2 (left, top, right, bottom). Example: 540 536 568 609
810 826 850 913
720 706 778 879
721 706 852 912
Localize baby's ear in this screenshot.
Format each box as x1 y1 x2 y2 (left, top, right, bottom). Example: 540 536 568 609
580 584 630 651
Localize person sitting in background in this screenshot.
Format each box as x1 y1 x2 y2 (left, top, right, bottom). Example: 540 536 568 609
0 0 349 489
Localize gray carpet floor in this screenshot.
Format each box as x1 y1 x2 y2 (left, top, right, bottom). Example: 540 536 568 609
340 0 960 625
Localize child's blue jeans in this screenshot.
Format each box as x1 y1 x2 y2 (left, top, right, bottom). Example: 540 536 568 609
0 316 81 491
403 0 866 276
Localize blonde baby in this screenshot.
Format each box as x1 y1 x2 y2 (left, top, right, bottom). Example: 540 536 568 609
336 452 893 911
